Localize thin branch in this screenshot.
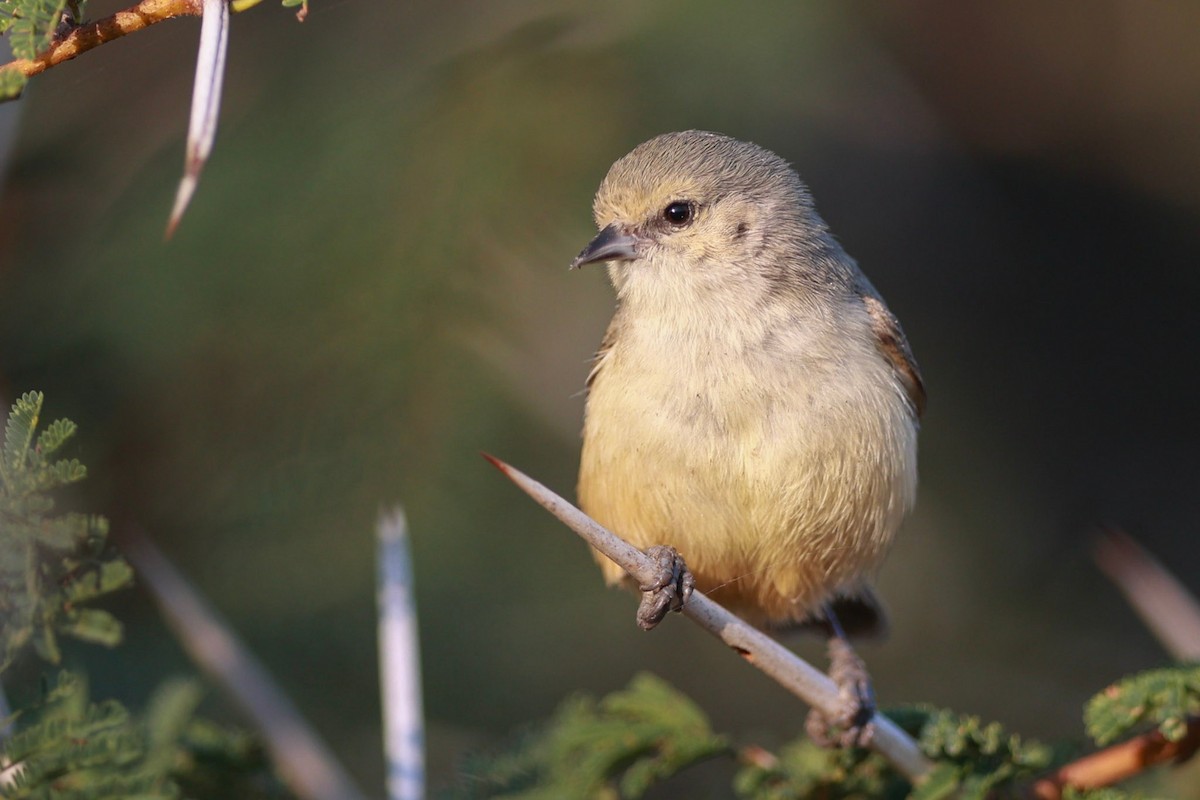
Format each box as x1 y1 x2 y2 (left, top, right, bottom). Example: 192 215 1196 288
1027 717 1200 799
1094 528 1200 661
0 0 203 83
119 525 369 800
481 453 933 785
377 506 425 800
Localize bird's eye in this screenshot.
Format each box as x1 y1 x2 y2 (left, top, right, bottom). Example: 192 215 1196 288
662 201 695 226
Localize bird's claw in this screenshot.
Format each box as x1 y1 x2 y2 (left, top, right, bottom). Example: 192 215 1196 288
636 545 695 630
805 637 877 748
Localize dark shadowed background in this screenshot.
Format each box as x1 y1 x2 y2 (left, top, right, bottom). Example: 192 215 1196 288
2 1 1199 795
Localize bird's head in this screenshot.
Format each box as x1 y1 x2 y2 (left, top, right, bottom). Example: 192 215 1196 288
571 131 839 299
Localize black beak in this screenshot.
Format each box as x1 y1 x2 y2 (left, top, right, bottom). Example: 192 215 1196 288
570 224 639 269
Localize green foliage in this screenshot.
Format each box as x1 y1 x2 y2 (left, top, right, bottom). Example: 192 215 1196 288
907 707 1055 799
1085 665 1200 746
0 0 72 99
2 672 178 799
734 735 909 800
733 706 1055 800
0 66 25 98
173 717 289 800
453 686 1057 799
0 391 291 799
1 0 303 101
0 0 70 57
0 671 291 800
1062 789 1142 800
0 391 134 671
451 672 732 799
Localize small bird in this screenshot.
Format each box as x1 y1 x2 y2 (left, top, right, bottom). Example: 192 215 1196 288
572 131 924 744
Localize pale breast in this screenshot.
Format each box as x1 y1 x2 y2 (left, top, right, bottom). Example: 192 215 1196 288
578 306 918 624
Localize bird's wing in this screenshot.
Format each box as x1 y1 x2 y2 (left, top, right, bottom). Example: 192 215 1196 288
861 292 926 420
585 319 619 391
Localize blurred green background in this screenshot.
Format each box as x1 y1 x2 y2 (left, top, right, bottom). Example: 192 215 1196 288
3 1 1200 795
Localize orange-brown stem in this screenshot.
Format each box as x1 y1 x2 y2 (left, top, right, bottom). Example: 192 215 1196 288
1027 718 1200 799
1 0 202 82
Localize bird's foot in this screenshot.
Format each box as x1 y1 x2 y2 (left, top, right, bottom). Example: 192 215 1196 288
636 545 695 630
804 637 876 748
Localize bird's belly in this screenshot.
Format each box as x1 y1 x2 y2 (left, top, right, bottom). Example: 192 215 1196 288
578 353 916 624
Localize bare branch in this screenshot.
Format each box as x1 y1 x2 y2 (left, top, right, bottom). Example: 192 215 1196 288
119 526 368 800
1094 528 1200 661
482 453 933 784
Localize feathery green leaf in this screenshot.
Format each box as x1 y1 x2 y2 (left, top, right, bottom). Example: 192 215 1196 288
0 66 27 100
0 0 67 59
1 392 131 671
452 672 731 799
1085 664 1200 746
3 389 43 476
36 417 77 457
